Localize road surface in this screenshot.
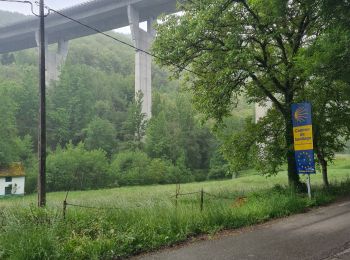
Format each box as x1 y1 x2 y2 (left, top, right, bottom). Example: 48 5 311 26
137 199 350 260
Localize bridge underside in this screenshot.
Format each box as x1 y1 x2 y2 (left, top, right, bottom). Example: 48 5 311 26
0 0 178 119
0 0 176 53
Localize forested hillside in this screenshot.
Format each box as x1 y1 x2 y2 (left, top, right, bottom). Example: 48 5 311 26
0 10 253 193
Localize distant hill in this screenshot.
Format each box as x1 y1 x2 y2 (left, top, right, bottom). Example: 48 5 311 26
0 10 27 27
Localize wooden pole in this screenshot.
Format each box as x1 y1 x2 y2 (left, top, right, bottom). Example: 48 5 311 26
175 189 178 208
175 183 180 208
38 0 47 207
63 200 67 219
63 190 69 219
200 188 204 212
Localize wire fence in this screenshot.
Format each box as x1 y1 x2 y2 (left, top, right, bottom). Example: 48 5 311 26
62 186 246 219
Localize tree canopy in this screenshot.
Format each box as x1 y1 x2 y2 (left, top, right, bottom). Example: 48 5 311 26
0 10 235 191
153 0 350 188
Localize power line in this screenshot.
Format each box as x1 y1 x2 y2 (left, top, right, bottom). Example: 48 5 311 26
45 6 202 77
0 1 202 76
0 0 42 17
0 0 31 4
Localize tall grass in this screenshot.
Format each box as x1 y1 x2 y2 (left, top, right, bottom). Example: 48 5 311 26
0 159 350 259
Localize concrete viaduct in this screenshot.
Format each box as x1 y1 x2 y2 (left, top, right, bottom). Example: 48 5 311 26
0 0 266 121
0 0 178 119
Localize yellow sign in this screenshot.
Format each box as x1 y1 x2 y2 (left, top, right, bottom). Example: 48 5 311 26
293 125 313 151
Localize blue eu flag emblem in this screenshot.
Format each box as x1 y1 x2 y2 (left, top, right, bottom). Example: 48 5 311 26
295 150 315 174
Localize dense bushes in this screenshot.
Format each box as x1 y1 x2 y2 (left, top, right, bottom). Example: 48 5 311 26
46 143 110 192
110 151 193 186
110 151 150 186
25 144 198 193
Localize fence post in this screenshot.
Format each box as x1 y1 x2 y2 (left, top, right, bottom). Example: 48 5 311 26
175 183 180 208
63 190 69 220
175 192 178 208
200 188 204 212
63 199 67 219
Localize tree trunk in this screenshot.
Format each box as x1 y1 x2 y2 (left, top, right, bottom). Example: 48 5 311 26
317 152 329 188
285 110 301 190
284 93 303 191
284 91 302 190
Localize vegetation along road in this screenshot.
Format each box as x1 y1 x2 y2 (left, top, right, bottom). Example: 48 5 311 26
139 198 350 260
1 0 350 259
1 157 350 258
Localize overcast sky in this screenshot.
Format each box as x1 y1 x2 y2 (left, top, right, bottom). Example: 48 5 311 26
0 0 132 33
0 0 90 15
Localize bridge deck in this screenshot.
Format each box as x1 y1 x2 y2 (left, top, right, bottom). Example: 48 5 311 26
0 0 177 53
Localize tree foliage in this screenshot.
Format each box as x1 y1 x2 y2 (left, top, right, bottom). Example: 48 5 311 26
0 81 20 167
0 11 244 192
47 143 110 191
153 0 349 188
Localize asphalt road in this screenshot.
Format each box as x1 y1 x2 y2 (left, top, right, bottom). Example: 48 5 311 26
137 199 350 260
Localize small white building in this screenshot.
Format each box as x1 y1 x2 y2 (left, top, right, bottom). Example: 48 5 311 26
0 163 25 196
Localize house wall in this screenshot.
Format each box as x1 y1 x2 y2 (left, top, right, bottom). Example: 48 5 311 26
0 177 25 196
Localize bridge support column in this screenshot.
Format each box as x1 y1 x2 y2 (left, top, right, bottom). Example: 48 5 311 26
46 40 69 85
35 32 69 86
128 5 155 119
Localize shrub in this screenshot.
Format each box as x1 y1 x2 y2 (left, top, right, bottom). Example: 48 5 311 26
110 151 194 186
47 142 110 191
110 150 151 186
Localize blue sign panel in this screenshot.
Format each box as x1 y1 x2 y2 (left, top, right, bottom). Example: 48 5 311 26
292 103 316 174
295 150 316 174
291 103 312 127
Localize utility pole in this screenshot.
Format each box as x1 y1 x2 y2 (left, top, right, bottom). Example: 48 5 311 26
38 0 46 207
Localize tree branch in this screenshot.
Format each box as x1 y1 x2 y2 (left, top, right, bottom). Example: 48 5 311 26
292 13 310 54
249 73 286 116
274 34 289 66
254 40 286 93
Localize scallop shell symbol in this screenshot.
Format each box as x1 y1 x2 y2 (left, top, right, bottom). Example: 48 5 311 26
294 106 308 123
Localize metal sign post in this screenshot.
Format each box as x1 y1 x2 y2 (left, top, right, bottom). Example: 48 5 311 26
306 174 312 199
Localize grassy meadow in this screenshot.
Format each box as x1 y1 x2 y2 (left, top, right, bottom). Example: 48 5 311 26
1 156 350 259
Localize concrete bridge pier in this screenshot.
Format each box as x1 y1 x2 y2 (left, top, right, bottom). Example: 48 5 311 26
46 40 69 85
128 5 155 119
35 32 69 86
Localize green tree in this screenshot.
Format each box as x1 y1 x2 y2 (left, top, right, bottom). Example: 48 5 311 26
11 67 38 144
145 111 177 160
299 79 350 188
146 93 214 173
48 65 96 146
110 150 151 185
47 142 109 191
223 110 286 177
296 2 350 187
121 91 147 150
46 36 136 149
301 3 350 94
153 0 338 188
0 81 19 167
84 117 117 155
208 148 231 180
